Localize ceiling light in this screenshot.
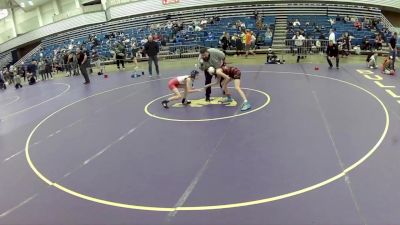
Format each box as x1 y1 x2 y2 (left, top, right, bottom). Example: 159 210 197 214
28 1 33 6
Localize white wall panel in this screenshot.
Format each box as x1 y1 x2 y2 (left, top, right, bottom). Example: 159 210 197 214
0 11 106 52
108 0 400 19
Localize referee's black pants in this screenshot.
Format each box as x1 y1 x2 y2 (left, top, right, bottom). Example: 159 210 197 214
204 70 224 101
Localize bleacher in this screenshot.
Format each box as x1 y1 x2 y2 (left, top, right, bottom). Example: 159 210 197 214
7 2 399 65
286 15 331 39
0 52 12 68
29 15 276 63
286 15 395 49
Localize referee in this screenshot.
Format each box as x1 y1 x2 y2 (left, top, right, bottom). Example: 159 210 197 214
198 48 225 101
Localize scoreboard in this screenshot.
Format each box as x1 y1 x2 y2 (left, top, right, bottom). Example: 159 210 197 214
162 0 180 5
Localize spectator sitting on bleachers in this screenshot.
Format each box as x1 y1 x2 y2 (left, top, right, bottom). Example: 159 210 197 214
371 17 380 30
329 18 335 26
123 37 130 44
188 23 194 32
200 18 208 26
177 20 184 30
382 28 389 36
141 37 148 45
195 24 202 32
240 21 246 30
336 14 341 22
208 16 215 25
265 28 273 40
364 17 371 29
287 19 293 28
176 35 184 43
235 20 241 30
256 18 263 30
91 36 100 49
193 19 199 26
166 21 173 29
206 32 214 41
293 19 301 27
344 15 350 23
354 20 362 30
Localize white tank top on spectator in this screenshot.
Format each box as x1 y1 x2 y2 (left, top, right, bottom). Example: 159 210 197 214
176 75 189 84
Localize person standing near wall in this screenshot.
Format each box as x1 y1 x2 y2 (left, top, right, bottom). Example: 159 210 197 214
143 35 160 77
45 59 53 79
38 59 46 81
115 41 126 70
293 31 305 63
131 39 139 70
389 32 398 69
76 48 90 84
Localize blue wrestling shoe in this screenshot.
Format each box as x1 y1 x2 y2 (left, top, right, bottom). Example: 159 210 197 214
220 96 233 104
240 102 251 111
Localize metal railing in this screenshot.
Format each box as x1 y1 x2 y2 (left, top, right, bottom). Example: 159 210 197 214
284 39 330 55
162 45 202 59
